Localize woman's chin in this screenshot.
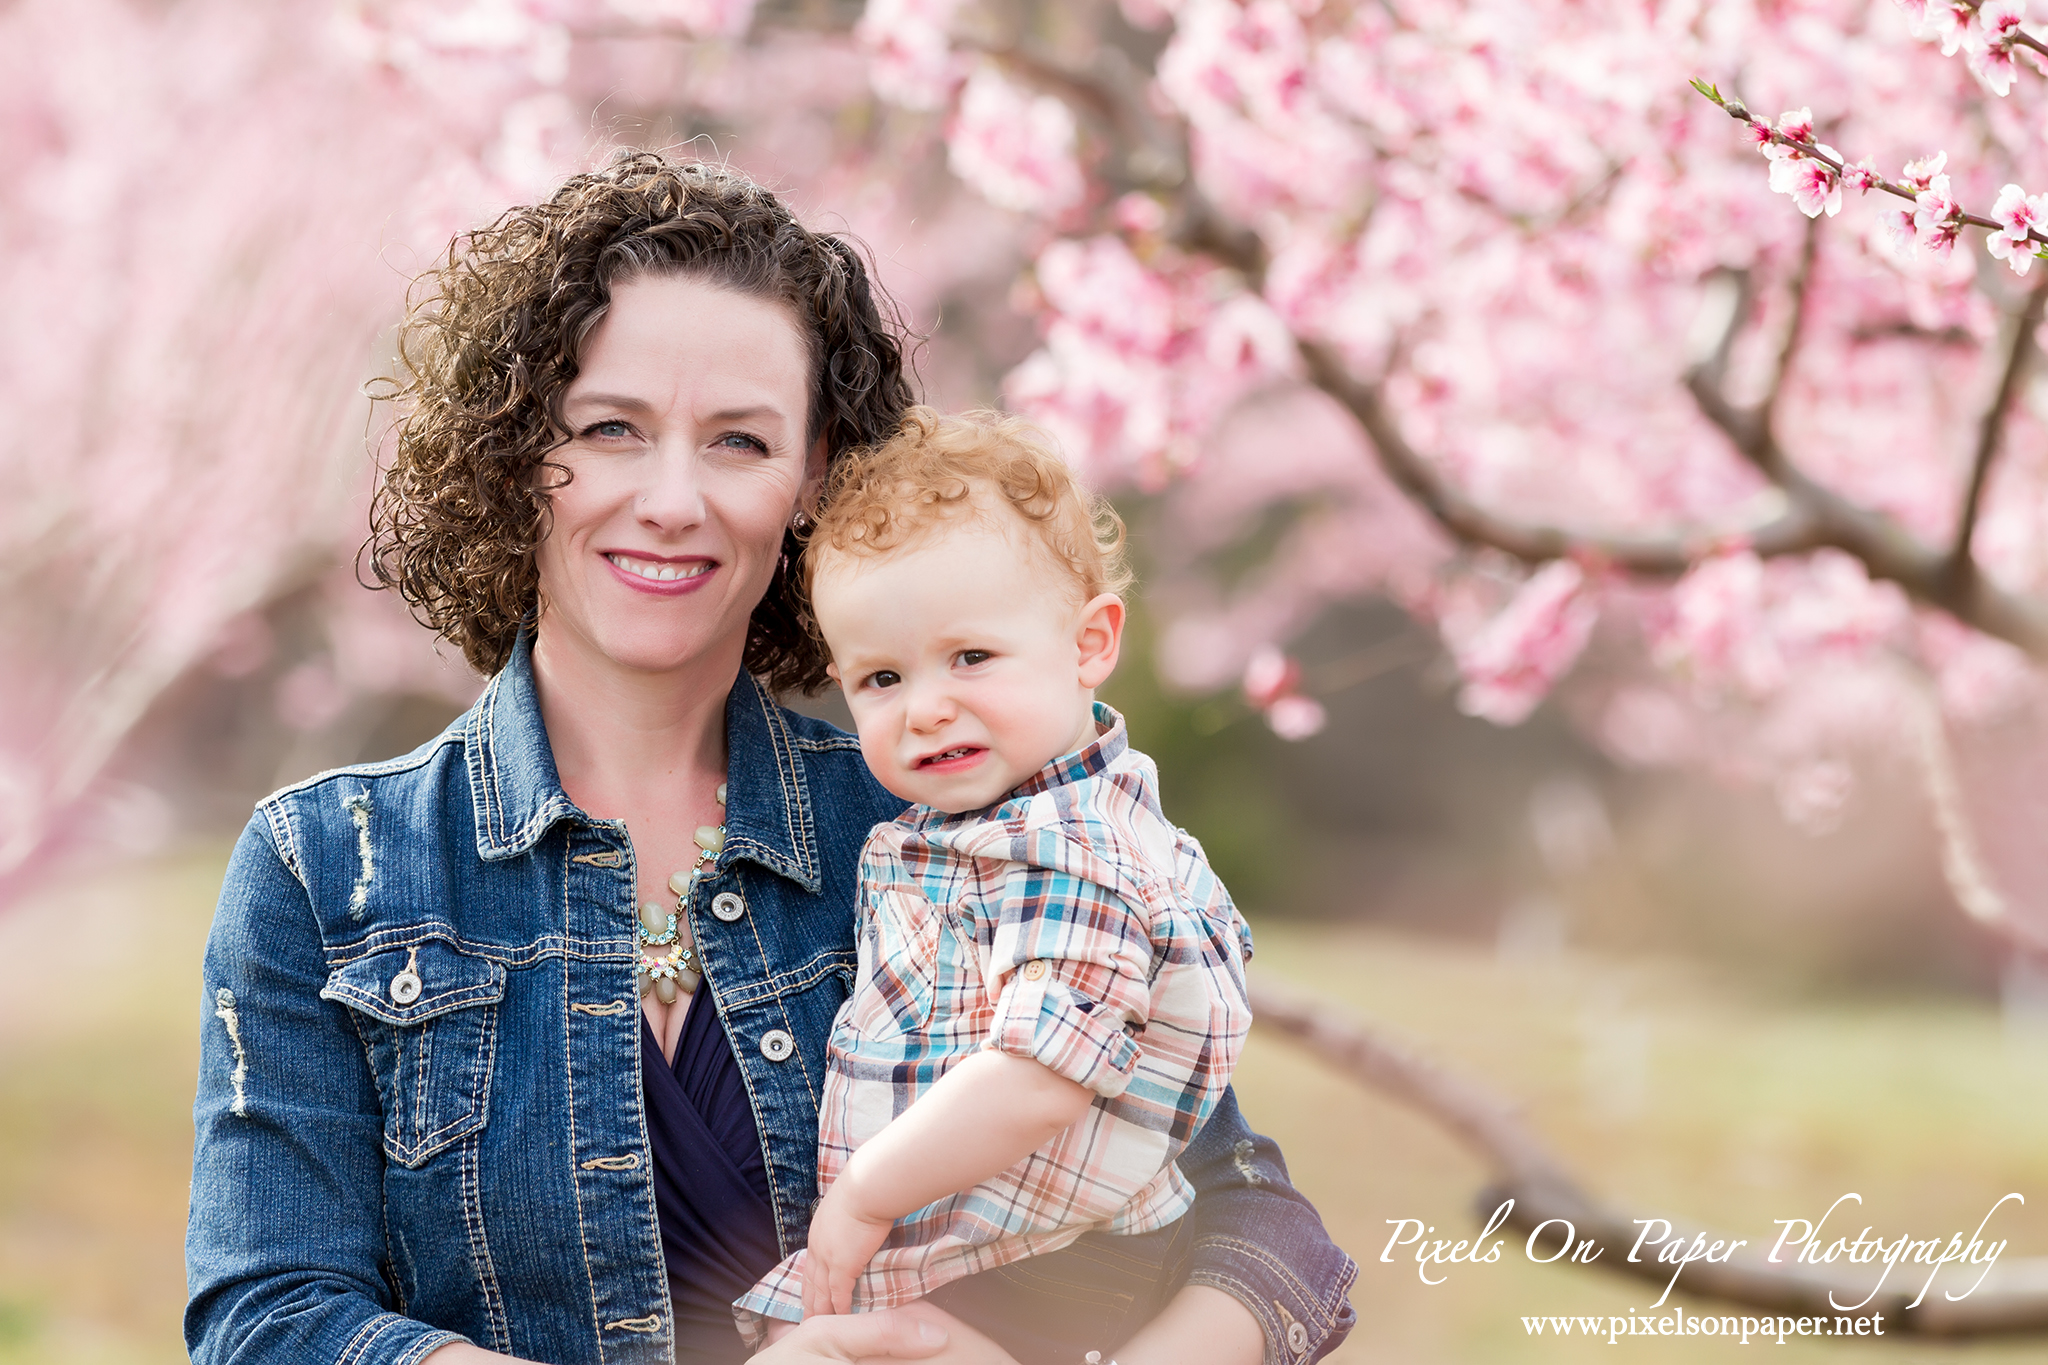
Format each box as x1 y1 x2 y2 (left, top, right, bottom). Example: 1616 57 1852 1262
541 608 751 679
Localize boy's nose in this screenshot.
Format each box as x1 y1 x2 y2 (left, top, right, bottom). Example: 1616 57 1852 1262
903 677 957 732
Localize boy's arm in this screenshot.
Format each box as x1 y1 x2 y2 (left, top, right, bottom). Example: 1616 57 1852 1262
803 1051 1092 1317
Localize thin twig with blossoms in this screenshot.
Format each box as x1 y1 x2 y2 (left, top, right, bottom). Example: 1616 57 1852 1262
1899 0 2048 95
1691 80 2048 274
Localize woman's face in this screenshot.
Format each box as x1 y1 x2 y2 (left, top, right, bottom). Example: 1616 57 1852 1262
534 274 822 679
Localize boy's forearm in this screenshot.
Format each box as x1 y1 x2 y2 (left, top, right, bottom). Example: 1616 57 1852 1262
837 1050 1093 1221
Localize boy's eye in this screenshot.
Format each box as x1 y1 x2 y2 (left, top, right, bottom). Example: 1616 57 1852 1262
865 670 901 690
956 650 992 667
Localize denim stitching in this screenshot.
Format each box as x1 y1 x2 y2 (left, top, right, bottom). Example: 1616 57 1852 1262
258 801 305 884
1197 1235 1336 1325
756 684 819 885
460 1137 512 1350
555 863 611 1365
326 928 618 969
713 949 858 1009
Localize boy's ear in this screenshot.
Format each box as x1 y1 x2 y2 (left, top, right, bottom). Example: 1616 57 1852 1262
1075 593 1125 689
825 661 842 688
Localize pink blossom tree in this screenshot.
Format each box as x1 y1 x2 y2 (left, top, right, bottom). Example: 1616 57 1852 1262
11 0 2048 959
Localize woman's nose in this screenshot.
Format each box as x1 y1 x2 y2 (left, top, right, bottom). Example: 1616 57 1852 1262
635 445 708 531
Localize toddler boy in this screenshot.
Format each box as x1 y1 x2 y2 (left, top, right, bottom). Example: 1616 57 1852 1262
733 407 1254 1362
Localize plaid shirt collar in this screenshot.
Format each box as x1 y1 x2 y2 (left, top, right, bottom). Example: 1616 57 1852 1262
908 700 1126 829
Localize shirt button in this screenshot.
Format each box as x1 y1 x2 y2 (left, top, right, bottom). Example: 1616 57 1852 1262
759 1029 795 1062
1286 1320 1310 1355
1021 959 1049 981
711 891 746 922
389 969 422 1005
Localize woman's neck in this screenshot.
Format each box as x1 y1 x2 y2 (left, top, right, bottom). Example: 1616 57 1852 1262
529 621 739 816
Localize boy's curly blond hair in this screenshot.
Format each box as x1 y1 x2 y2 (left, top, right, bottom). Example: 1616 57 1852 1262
802 407 1133 611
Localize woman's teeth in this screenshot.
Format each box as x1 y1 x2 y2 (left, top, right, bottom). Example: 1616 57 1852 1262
608 554 711 582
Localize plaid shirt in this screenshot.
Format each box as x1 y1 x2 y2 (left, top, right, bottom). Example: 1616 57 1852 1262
734 703 1254 1331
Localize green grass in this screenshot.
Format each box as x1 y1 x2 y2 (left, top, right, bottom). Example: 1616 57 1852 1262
3 849 2046 1362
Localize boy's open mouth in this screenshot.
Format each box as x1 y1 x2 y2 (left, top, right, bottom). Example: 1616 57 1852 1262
917 746 985 769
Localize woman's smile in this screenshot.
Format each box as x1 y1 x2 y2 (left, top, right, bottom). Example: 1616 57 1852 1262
602 550 718 593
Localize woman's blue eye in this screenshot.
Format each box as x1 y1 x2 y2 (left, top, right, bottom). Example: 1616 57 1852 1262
582 420 632 440
719 432 769 453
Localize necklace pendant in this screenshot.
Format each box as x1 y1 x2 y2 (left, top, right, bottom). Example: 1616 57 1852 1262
693 825 725 854
637 900 679 945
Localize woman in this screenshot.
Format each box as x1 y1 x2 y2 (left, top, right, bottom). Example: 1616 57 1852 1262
185 152 1355 1365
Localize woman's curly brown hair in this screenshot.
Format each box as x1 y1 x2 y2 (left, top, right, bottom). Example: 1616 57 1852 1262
367 151 915 692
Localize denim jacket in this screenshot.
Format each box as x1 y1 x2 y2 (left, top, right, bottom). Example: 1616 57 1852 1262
185 634 1356 1365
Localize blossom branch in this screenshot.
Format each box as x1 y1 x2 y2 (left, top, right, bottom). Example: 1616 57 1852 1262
1952 277 2048 574
1253 974 2048 1333
1692 80 2048 267
992 28 2048 655
1298 340 1824 572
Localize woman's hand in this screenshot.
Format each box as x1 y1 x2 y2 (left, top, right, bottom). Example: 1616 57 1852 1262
751 1306 948 1362
802 1180 897 1317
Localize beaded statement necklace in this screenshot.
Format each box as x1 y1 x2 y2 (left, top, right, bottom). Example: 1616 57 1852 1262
636 781 726 1004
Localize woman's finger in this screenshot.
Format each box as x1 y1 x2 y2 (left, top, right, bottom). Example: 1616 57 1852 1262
764 1309 948 1362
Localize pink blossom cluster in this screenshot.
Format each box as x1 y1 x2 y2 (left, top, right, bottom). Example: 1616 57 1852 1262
1756 108 1846 219
1241 646 1326 739
945 65 1084 218
1438 562 1600 727
1895 0 2035 95
1005 233 1297 487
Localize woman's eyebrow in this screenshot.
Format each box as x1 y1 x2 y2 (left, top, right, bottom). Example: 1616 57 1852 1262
562 392 654 413
703 404 789 426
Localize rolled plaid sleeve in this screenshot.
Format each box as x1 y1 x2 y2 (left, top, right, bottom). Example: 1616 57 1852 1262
983 855 1155 1097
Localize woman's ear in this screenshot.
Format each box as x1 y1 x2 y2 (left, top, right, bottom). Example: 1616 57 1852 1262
800 436 829 513
1074 593 1125 689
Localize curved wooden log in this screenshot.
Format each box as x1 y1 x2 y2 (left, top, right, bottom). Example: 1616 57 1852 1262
1248 974 2048 1335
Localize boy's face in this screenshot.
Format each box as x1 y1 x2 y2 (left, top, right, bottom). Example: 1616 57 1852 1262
811 510 1122 813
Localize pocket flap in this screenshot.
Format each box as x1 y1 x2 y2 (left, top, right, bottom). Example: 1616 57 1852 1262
322 940 506 1026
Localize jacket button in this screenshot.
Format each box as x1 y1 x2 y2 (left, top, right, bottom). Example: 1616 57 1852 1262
1286 1320 1310 1356
759 1029 795 1062
389 969 422 1005
711 891 746 922
1021 959 1049 981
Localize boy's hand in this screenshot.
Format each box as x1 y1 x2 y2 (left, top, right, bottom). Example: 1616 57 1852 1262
802 1179 896 1318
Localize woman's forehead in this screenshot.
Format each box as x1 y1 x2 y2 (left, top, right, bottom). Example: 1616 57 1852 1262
570 274 810 408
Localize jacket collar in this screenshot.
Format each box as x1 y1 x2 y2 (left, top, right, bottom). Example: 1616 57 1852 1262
466 632 821 891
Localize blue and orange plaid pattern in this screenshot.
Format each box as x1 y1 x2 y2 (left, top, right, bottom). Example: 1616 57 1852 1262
735 703 1254 1334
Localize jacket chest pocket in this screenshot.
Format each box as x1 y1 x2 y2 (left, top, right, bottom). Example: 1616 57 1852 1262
321 941 506 1168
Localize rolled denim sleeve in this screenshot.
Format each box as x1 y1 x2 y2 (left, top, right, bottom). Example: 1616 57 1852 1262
1174 1086 1357 1364
185 813 466 1365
